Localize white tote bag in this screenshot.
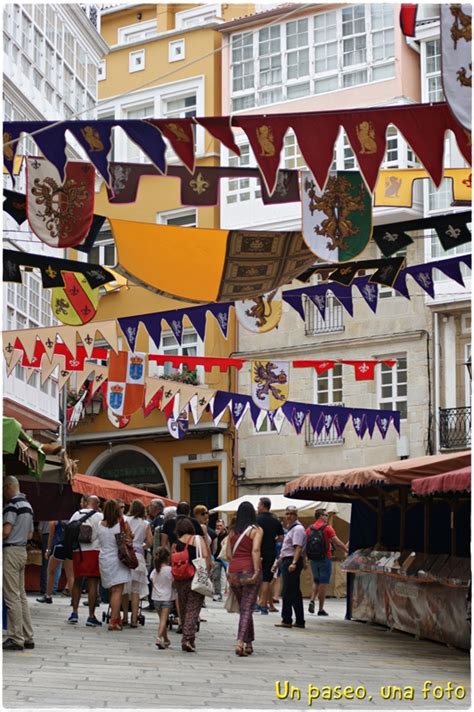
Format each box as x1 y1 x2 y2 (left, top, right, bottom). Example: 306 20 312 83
191 535 214 598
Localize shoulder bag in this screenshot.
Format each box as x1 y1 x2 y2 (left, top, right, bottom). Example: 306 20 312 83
115 518 139 569
191 535 214 597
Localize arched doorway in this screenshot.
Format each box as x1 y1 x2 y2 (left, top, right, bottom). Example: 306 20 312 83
92 447 169 497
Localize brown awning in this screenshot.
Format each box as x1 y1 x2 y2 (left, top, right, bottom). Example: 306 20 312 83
412 467 471 496
72 473 177 507
284 451 471 502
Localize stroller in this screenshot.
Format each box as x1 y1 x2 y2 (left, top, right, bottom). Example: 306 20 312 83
102 598 146 626
166 602 200 633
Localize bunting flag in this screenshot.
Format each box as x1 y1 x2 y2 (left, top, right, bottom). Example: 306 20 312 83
297 256 406 288
283 254 471 319
51 272 100 325
374 168 472 207
3 250 115 290
293 359 396 380
400 4 418 37
5 103 470 194
441 4 472 131
111 219 315 303
301 171 372 262
251 360 290 411
107 351 146 416
373 211 472 257
26 158 95 248
235 289 282 333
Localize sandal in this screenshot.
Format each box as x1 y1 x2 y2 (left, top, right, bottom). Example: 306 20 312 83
108 619 122 631
235 641 248 657
244 643 253 655
181 642 195 653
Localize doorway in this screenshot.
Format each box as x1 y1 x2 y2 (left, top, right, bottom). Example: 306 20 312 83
187 466 219 527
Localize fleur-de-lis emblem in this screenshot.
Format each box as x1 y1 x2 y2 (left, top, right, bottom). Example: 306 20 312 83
45 265 57 279
189 172 209 195
164 389 172 398
362 284 376 302
31 159 41 169
69 286 79 296
358 362 369 374
84 334 94 345
69 359 80 367
462 172 472 188
417 272 432 289
353 416 362 431
199 397 207 406
31 357 37 363
95 374 104 382
60 370 69 377
45 338 54 349
445 225 461 240
383 231 399 242
5 342 14 353
81 306 91 315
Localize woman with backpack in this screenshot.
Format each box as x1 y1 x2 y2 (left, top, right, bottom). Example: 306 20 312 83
97 500 132 631
171 517 211 652
226 501 263 657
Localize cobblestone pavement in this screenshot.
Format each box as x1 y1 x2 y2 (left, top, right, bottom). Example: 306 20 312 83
2 595 470 710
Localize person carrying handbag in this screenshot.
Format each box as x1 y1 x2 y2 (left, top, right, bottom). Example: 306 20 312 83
226 502 263 657
172 517 211 652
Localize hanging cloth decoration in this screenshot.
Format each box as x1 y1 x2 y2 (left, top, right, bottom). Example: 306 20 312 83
51 272 100 325
441 4 472 131
235 289 282 333
26 158 94 248
110 219 316 303
301 171 372 262
3 250 116 290
250 360 290 411
107 351 146 417
373 211 472 257
374 167 472 207
400 4 418 36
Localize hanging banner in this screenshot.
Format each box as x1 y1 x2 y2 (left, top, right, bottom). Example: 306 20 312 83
301 171 372 262
373 211 472 257
3 250 115 290
235 289 282 333
51 272 100 325
441 4 472 130
167 411 190 440
26 158 94 248
107 351 146 416
251 360 289 411
400 4 418 36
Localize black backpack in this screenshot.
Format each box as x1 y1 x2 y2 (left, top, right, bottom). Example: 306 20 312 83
306 524 327 561
61 510 96 559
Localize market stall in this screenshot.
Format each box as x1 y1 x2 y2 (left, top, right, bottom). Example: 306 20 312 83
284 452 470 649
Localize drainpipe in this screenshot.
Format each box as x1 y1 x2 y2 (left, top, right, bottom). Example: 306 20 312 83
433 312 440 454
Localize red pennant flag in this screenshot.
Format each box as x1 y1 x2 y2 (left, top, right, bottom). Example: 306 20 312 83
400 5 418 37
196 117 241 157
143 387 163 418
233 116 289 195
147 119 196 173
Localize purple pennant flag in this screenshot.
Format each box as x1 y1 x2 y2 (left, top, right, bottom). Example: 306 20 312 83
355 277 379 314
364 410 378 438
31 125 69 182
212 391 232 423
309 405 325 435
3 122 45 184
208 303 231 339
327 283 353 317
248 398 261 427
309 290 327 321
166 314 183 345
186 306 208 343
351 410 367 439
434 255 470 287
117 315 140 351
282 291 306 321
141 314 162 350
118 120 166 176
333 408 350 438
392 271 411 299
281 402 309 435
409 265 435 298
322 411 335 434
67 121 114 186
230 395 249 428
376 413 392 439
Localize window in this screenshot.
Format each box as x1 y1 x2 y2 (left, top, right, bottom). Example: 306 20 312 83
86 60 97 93
63 66 74 105
45 43 54 82
169 39 185 62
428 178 452 213
378 356 407 419
33 27 43 69
76 45 86 82
226 143 260 204
254 410 279 434
343 133 356 169
304 294 344 335
129 49 145 72
157 209 197 227
45 6 55 44
425 39 444 102
125 104 154 161
175 4 220 29
89 231 116 267
21 12 32 56
231 5 395 110
118 19 157 45
163 93 197 119
306 365 344 446
283 131 306 170
98 60 106 81
149 330 202 381
64 28 74 67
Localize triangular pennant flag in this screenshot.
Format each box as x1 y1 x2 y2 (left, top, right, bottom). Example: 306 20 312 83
356 278 379 314
186 306 207 343
147 118 196 173
118 316 140 351
365 410 378 438
212 391 232 425
309 291 327 321
283 291 305 321
345 361 377 381
435 257 466 287
2 333 18 366
410 265 436 298
145 376 165 407
322 411 335 434
90 365 108 396
67 121 114 186
58 368 73 391
76 325 98 357
196 117 241 157
230 396 249 429
166 314 184 346
392 272 411 299
75 361 97 392
376 413 392 439
95 321 118 353
190 389 215 423
141 314 163 350
18 331 41 364
351 410 368 439
233 116 289 195
309 405 325 435
208 303 231 340
160 382 181 410
6 349 23 377
328 284 353 317
31 125 68 182
39 328 59 363
58 327 80 361
177 384 199 412
281 402 309 435
143 387 163 418
118 120 166 175
334 409 351 438
40 353 63 385
291 115 340 191
266 408 285 433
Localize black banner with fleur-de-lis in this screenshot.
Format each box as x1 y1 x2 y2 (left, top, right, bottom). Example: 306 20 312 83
373 211 472 257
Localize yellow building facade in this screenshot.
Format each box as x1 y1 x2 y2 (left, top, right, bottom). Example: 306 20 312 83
68 4 254 509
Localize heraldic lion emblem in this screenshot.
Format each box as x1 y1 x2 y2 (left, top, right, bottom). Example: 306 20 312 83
245 290 278 328
253 361 288 402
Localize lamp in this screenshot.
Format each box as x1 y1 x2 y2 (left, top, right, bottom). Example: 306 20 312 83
234 459 246 482
84 395 102 417
465 356 472 380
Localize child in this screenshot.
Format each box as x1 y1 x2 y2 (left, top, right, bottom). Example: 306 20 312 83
149 547 176 649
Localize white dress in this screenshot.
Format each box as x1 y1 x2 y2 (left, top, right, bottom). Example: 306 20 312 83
123 516 149 598
97 523 131 589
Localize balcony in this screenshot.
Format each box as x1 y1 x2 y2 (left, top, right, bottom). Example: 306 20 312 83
305 417 344 448
439 407 471 450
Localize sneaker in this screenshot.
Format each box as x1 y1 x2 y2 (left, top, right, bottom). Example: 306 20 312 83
67 612 79 624
86 616 102 627
36 594 53 604
253 604 261 612
260 606 269 615
317 609 329 616
212 594 223 602
308 600 315 614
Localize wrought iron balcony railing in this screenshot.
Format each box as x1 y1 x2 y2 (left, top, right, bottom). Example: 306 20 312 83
439 406 471 450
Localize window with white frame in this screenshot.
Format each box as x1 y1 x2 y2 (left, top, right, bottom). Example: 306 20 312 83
157 209 197 227
230 5 395 111
425 39 444 103
129 49 145 73
226 143 261 204
169 39 185 62
283 131 306 170
118 19 157 45
175 4 220 29
45 5 55 44
64 27 74 67
148 330 203 381
378 356 407 419
21 12 32 57
98 60 106 81
304 294 344 335
253 410 279 434
306 364 344 446
89 230 117 267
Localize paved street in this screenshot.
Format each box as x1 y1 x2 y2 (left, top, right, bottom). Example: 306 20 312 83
3 595 470 710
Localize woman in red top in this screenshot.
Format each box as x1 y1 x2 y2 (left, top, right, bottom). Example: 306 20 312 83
226 502 263 657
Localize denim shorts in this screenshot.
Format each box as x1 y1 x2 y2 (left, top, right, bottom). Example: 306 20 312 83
310 558 332 585
153 600 174 611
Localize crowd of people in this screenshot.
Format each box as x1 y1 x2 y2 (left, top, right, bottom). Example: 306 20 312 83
3 476 348 656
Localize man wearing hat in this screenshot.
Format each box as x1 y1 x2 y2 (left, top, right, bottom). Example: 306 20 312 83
272 505 306 629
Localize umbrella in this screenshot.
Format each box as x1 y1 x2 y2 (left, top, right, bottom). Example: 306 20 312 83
209 493 351 522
